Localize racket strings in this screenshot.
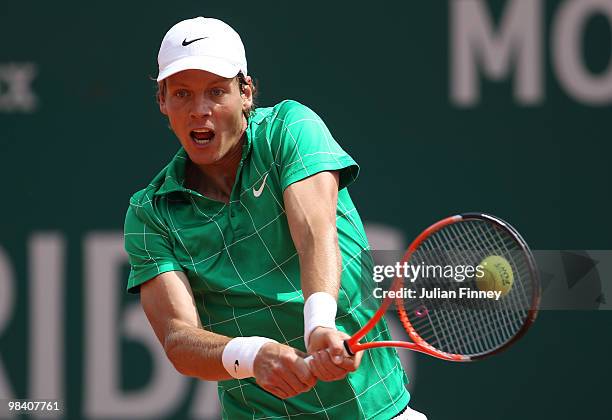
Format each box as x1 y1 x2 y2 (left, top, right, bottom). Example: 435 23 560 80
406 242 495 356
451 222 529 338
446 225 520 352
470 222 532 308
436 223 529 354
420 232 503 352
438 226 516 345
400 219 537 358
470 223 535 331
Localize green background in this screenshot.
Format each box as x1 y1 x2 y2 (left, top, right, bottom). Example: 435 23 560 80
1 0 611 418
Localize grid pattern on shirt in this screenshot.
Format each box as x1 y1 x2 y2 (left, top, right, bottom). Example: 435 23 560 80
124 100 409 419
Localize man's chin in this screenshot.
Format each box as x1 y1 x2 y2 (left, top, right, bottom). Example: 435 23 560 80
187 154 217 167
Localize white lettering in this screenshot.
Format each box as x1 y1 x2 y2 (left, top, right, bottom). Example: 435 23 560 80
553 0 612 104
84 233 187 418
451 0 543 105
191 381 221 418
0 63 38 113
29 234 65 415
0 245 16 413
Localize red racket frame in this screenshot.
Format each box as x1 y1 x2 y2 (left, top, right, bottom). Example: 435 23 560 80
343 213 540 362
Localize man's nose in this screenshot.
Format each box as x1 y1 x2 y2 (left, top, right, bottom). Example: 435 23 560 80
190 95 213 118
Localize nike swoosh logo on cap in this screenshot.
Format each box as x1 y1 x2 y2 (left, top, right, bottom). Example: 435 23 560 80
182 37 207 46
253 174 268 198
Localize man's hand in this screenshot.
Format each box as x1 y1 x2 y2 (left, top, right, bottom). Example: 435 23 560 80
307 327 362 382
253 342 317 399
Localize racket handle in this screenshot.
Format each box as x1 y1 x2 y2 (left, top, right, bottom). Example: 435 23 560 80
343 339 355 356
303 340 355 365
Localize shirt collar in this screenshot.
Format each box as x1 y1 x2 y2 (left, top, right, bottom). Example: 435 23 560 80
153 148 191 196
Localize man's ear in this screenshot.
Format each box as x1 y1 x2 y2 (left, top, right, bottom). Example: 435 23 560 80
158 82 168 115
241 75 253 111
157 95 168 115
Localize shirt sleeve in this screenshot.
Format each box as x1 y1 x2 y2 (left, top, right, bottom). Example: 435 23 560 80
123 191 183 294
269 100 360 191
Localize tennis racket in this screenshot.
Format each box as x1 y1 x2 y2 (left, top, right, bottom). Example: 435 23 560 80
310 212 540 362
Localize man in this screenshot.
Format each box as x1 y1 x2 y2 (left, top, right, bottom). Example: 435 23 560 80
124 16 424 419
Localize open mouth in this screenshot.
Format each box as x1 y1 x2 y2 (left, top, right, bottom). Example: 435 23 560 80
190 128 215 145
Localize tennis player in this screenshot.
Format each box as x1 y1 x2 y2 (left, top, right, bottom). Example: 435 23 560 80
124 17 426 420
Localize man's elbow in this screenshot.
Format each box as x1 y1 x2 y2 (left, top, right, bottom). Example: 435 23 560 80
164 334 192 376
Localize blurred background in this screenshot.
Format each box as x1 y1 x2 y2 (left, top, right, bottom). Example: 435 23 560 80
1 0 611 418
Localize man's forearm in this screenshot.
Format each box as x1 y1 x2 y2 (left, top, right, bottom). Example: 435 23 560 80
164 319 233 381
282 171 343 349
298 227 342 300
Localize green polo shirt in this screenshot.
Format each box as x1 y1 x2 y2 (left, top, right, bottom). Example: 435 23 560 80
124 100 409 419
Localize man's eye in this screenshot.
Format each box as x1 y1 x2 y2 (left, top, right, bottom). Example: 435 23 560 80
211 88 224 97
175 90 189 98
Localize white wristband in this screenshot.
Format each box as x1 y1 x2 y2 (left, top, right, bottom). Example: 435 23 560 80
303 292 338 349
222 336 277 379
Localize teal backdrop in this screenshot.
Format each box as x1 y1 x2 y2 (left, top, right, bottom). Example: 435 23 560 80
1 1 611 419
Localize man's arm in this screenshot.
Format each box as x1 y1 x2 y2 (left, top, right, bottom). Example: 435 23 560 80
283 171 362 381
283 171 342 300
140 270 316 398
140 270 231 380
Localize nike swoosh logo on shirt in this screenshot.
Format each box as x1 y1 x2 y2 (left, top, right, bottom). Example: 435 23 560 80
253 174 268 198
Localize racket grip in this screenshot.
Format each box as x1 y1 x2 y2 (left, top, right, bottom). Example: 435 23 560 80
303 340 355 365
343 339 355 356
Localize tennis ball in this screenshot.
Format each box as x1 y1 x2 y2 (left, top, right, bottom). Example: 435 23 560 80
476 255 514 296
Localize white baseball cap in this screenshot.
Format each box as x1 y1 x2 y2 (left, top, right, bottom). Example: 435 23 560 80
156 17 248 82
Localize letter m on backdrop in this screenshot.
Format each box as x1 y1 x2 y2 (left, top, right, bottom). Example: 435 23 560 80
450 0 543 106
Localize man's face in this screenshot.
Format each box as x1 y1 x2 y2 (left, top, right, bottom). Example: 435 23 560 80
159 69 253 167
